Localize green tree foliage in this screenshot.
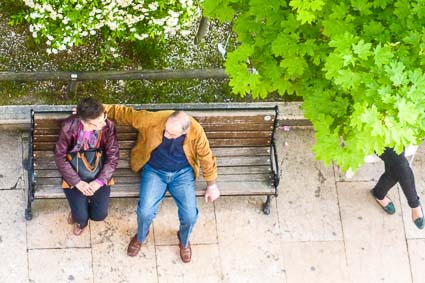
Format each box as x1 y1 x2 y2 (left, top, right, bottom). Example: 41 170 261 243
204 0 425 172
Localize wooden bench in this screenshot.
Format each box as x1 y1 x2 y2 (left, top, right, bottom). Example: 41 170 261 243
25 104 280 220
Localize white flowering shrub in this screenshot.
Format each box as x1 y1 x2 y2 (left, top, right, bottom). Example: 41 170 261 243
11 0 200 56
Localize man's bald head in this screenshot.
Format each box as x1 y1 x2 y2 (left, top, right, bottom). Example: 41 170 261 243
164 111 192 139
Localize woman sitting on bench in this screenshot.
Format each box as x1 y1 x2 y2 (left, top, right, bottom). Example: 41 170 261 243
54 98 119 235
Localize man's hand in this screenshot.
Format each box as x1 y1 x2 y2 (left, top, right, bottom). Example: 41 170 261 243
204 183 220 203
75 181 95 196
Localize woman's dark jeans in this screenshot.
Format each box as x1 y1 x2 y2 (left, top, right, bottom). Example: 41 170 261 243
64 185 111 228
372 148 420 208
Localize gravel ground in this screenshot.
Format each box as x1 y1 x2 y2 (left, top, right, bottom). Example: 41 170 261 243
0 6 237 104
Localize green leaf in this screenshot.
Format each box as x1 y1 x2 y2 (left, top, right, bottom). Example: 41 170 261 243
324 53 344 80
360 104 381 125
289 0 325 24
281 13 300 33
394 0 411 20
342 53 356 67
302 39 316 57
271 33 296 57
312 128 341 165
352 39 372 60
203 0 235 22
372 0 391 9
385 61 407 87
409 69 425 90
279 56 307 78
402 31 420 45
334 68 361 90
363 21 385 38
329 32 358 52
397 99 419 125
351 0 372 15
274 79 293 95
373 44 394 67
377 85 396 104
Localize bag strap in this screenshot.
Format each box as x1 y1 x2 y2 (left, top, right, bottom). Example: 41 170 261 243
80 151 102 172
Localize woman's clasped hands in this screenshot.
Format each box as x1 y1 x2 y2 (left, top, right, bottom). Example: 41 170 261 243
75 180 101 196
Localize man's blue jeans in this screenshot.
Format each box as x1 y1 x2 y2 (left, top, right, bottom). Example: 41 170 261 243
136 163 198 248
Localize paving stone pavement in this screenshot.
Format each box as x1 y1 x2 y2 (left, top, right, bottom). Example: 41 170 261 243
0 127 424 283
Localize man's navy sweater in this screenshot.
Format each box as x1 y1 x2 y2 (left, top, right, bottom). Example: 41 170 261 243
147 134 190 172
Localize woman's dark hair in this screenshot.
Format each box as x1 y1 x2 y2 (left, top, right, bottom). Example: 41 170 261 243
76 98 104 121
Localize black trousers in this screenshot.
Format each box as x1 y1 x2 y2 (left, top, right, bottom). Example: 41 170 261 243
372 148 420 208
63 185 111 228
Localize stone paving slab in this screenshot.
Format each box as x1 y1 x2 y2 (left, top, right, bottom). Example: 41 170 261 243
334 161 383 183
398 185 425 239
338 181 412 283
281 241 349 283
28 248 93 283
407 239 425 283
214 196 285 283
0 190 28 283
0 131 24 189
277 128 343 241
26 199 91 249
154 198 217 246
91 198 157 283
156 244 222 283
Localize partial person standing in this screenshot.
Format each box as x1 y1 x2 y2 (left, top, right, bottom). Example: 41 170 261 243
371 147 424 229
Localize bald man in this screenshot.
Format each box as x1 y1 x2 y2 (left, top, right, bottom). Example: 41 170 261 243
104 105 219 263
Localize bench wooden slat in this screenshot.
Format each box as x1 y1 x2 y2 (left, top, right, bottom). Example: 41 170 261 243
33 137 271 151
35 173 273 187
34 112 274 127
34 123 275 135
209 138 271 147
207 131 272 139
197 124 275 131
34 124 274 134
34 165 272 179
33 130 273 142
34 147 270 159
33 133 137 142
34 155 271 169
34 180 275 199
193 115 274 123
34 125 137 134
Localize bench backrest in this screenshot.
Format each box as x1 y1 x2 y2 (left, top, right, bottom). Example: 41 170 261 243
29 106 279 198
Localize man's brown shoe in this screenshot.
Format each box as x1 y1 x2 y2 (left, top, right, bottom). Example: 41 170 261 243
177 232 192 263
127 235 142 257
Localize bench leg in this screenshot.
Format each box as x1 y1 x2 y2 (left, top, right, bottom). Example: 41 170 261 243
25 207 33 221
25 184 34 221
263 196 272 215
